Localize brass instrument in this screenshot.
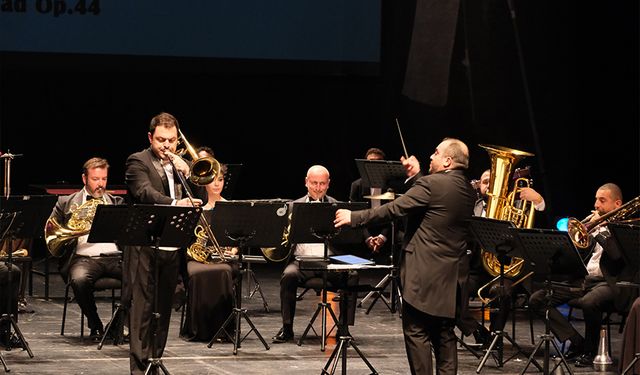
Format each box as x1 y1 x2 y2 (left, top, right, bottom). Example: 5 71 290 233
479 144 535 278
174 130 227 264
0 248 28 258
44 197 104 257
177 129 219 186
260 211 292 263
476 145 538 304
476 258 534 304
567 195 640 249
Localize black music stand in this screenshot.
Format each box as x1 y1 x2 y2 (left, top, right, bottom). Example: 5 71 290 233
354 160 404 315
291 202 366 351
1 195 57 300
221 163 242 200
86 204 129 350
513 228 587 375
206 201 288 354
468 217 534 373
0 212 34 372
0 207 38 353
608 224 640 375
92 204 201 375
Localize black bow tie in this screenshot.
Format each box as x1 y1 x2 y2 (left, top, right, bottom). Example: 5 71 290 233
86 195 100 201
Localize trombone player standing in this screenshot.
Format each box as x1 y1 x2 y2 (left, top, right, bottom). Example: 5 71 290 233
125 112 203 375
46 157 124 342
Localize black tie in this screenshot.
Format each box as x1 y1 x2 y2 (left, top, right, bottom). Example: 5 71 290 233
86 195 98 201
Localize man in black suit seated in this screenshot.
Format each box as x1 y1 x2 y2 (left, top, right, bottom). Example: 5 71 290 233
272 165 359 343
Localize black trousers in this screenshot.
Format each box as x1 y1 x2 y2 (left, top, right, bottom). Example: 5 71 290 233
403 301 457 375
280 260 358 327
68 255 122 331
128 247 179 375
528 276 615 355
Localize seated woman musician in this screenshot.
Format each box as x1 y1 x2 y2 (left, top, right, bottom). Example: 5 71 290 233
180 146 240 342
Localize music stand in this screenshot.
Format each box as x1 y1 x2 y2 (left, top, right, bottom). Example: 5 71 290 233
84 204 129 349
608 223 640 375
91 204 201 374
290 202 366 351
353 160 404 315
206 200 288 354
0 211 34 372
0 202 42 351
221 163 242 200
468 217 533 372
513 228 587 375
1 195 57 300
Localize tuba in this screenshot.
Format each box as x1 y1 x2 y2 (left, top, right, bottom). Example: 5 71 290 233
567 195 640 249
45 197 104 257
479 144 535 278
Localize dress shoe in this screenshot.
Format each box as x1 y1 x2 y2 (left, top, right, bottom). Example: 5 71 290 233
574 353 594 367
271 327 294 343
563 345 584 360
473 326 492 347
89 328 104 343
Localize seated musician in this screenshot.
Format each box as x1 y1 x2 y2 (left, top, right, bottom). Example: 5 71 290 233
47 157 124 342
528 183 636 367
272 165 359 343
180 147 240 342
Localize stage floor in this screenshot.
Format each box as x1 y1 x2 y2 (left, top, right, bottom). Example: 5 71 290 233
3 260 624 374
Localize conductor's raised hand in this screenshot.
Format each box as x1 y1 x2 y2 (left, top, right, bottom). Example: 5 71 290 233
334 209 352 228
401 155 420 178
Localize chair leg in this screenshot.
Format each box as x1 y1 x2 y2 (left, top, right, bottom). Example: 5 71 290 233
61 283 70 335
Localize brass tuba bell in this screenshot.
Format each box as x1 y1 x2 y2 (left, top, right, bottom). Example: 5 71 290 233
478 144 535 278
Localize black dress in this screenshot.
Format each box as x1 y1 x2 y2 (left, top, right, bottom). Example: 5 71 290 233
180 259 239 341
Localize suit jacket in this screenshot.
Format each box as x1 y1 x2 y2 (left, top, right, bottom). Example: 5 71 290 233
124 147 205 296
50 190 124 279
350 169 476 318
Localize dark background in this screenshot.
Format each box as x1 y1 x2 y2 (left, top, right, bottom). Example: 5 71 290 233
0 1 638 229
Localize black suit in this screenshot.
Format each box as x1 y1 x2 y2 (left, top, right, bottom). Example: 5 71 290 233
279 195 359 329
124 148 203 375
50 190 124 333
349 178 392 259
350 169 475 375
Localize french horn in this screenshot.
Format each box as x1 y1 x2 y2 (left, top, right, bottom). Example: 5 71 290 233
44 197 104 257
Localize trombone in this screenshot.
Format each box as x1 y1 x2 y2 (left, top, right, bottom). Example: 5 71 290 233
476 259 534 305
167 129 227 263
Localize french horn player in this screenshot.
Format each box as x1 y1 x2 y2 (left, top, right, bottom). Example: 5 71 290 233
528 183 637 367
458 166 546 348
44 157 124 343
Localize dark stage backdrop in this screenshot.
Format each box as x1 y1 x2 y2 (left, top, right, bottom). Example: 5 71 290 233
0 1 637 229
